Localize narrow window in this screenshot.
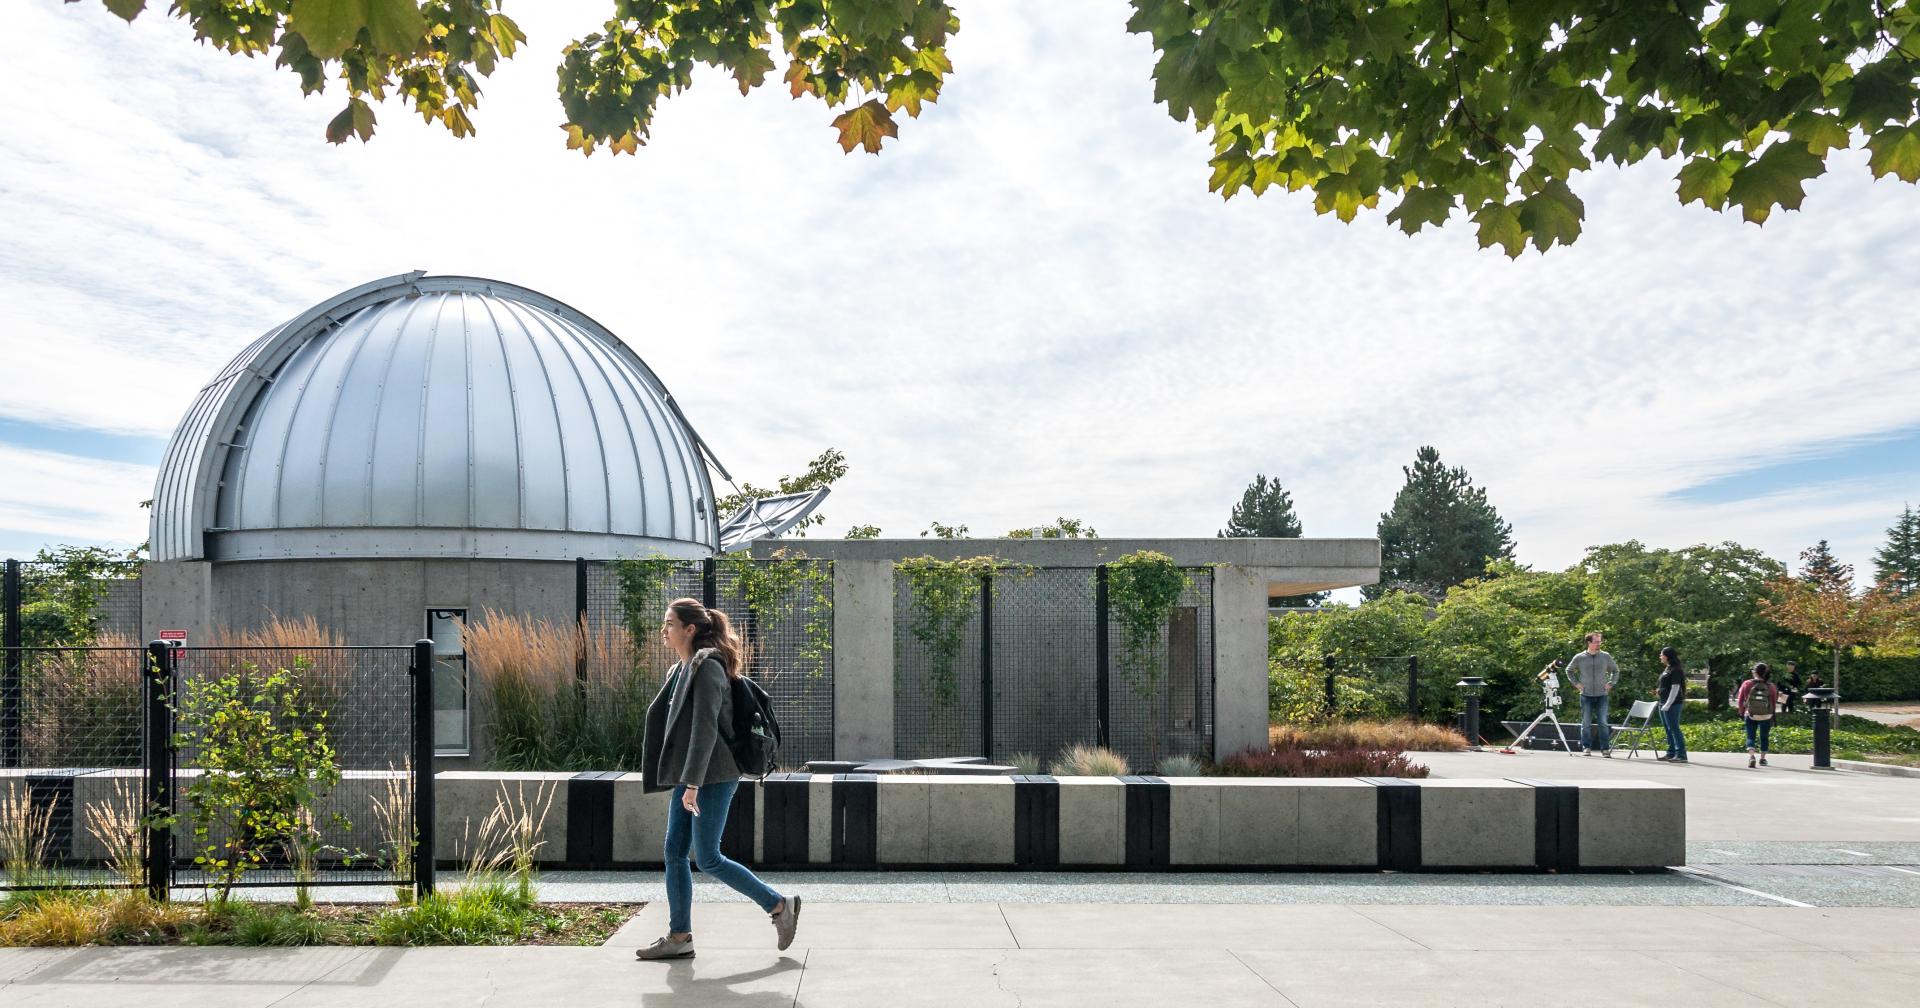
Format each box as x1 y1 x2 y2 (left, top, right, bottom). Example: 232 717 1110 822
427 608 469 755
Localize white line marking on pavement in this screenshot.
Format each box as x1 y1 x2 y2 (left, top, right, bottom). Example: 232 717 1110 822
1886 866 1920 877
1833 849 1874 857
1671 866 1816 908
1707 849 1741 857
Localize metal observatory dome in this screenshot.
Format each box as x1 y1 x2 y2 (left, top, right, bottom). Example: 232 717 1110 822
150 272 728 562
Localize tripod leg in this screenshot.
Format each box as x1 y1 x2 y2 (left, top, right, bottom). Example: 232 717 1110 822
1547 713 1573 754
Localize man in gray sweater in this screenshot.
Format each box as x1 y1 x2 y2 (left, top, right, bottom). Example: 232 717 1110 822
1567 632 1621 756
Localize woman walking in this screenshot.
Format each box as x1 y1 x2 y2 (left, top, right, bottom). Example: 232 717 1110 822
636 598 800 960
1736 662 1781 769
1654 647 1689 763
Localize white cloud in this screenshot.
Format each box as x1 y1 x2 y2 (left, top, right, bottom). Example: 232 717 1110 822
0 444 151 547
1 1 1917 577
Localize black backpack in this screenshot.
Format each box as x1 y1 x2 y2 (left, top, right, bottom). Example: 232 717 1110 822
724 668 783 778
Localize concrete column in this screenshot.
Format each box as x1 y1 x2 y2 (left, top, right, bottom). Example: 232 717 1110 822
1211 563 1269 762
140 560 213 645
833 559 895 759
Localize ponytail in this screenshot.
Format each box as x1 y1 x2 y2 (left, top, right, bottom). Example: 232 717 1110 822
668 597 748 680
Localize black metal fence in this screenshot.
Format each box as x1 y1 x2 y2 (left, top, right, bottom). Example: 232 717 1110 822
2 558 144 768
577 557 836 768
895 566 1216 771
0 641 432 900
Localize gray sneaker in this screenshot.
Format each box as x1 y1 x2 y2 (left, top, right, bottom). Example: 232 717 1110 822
772 895 801 951
636 935 695 960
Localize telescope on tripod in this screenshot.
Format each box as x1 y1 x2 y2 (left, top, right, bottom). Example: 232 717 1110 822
1504 659 1575 754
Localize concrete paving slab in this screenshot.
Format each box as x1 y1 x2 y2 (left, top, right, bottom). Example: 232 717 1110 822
1235 950 1772 1008
791 949 1019 1007
1000 903 1422 950
621 899 1017 949
1644 949 1918 1008
994 949 1294 1008
1844 953 1920 979
0 949 62 984
1691 906 1920 950
0 946 377 1008
1348 904 1810 951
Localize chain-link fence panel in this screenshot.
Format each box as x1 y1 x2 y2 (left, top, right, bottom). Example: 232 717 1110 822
9 559 143 648
1106 568 1215 772
169 645 415 890
0 646 147 890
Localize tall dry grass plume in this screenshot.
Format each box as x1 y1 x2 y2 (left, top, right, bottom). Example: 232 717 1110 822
1048 744 1131 777
372 761 414 902
466 610 669 771
452 779 556 902
204 616 350 707
1 787 55 887
1268 720 1468 752
22 632 143 767
83 779 146 888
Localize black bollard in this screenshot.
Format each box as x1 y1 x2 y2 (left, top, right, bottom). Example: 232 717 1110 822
1455 676 1487 749
1805 687 1837 769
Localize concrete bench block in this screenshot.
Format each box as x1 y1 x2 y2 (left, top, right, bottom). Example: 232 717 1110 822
925 774 1014 863
1165 779 1222 865
876 776 930 864
1295 779 1377 866
432 770 569 864
808 774 834 863
1056 776 1125 866
610 773 670 864
1576 780 1685 869
1215 778 1300 865
1419 779 1533 868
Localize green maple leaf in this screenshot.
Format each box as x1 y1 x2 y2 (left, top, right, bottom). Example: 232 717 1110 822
1726 141 1826 224
101 0 146 21
1675 155 1735 209
325 97 376 144
1517 180 1584 252
1866 124 1920 183
290 0 425 61
832 99 897 154
1472 202 1526 258
1386 186 1455 235
362 0 426 54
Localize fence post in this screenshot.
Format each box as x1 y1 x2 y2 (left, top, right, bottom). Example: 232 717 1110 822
411 639 437 901
1407 655 1420 721
1094 564 1110 749
1322 654 1337 716
143 640 174 902
980 571 993 761
702 557 718 609
2 559 20 768
574 557 589 686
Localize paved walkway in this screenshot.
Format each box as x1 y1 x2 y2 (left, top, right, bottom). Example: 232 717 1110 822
1416 748 1920 841
5 903 1918 1006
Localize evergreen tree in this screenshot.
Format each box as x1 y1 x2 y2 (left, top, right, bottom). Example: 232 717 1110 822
1219 474 1324 606
1368 446 1515 601
1220 475 1304 538
1875 506 1920 597
1800 539 1848 586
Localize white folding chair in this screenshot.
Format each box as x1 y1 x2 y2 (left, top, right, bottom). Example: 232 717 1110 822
1611 700 1659 759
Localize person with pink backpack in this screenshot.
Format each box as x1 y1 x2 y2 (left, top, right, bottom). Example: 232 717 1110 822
1735 663 1782 768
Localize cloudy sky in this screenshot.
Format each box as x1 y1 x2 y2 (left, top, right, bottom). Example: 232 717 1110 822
3 1 1917 585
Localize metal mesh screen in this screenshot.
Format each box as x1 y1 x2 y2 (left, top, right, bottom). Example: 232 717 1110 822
8 560 142 648
170 646 415 888
1106 568 1215 771
0 647 147 888
893 574 985 760
578 558 835 770
990 568 1098 768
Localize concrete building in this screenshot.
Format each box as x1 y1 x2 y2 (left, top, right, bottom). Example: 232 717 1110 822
141 273 1380 768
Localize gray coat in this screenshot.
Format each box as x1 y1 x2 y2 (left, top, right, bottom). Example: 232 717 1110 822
640 649 739 793
1566 649 1620 695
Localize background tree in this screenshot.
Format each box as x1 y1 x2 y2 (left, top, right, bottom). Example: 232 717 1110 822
1220 474 1324 606
1875 505 1920 597
1007 518 1098 539
1761 543 1920 706
81 1 1920 253
714 448 848 536
1368 446 1514 601
1577 541 1786 710
844 524 882 539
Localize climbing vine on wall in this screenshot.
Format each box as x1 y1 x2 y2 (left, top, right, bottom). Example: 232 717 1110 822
612 553 681 647
896 555 1032 706
1107 551 1192 699
720 548 833 677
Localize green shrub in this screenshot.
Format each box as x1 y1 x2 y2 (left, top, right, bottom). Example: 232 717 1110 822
1007 751 1041 775
1155 755 1205 777
1048 744 1130 776
1215 747 1430 778
374 881 536 946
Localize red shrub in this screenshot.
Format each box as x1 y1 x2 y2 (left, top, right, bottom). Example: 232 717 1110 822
1216 746 1430 779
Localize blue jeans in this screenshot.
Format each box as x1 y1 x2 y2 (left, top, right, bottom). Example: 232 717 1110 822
1580 693 1611 751
1658 704 1687 759
664 780 782 934
1744 718 1773 753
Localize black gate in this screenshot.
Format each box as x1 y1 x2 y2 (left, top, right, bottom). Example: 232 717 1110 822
0 641 432 900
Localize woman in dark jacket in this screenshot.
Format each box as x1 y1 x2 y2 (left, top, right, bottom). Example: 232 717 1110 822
1653 647 1688 763
635 597 799 961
